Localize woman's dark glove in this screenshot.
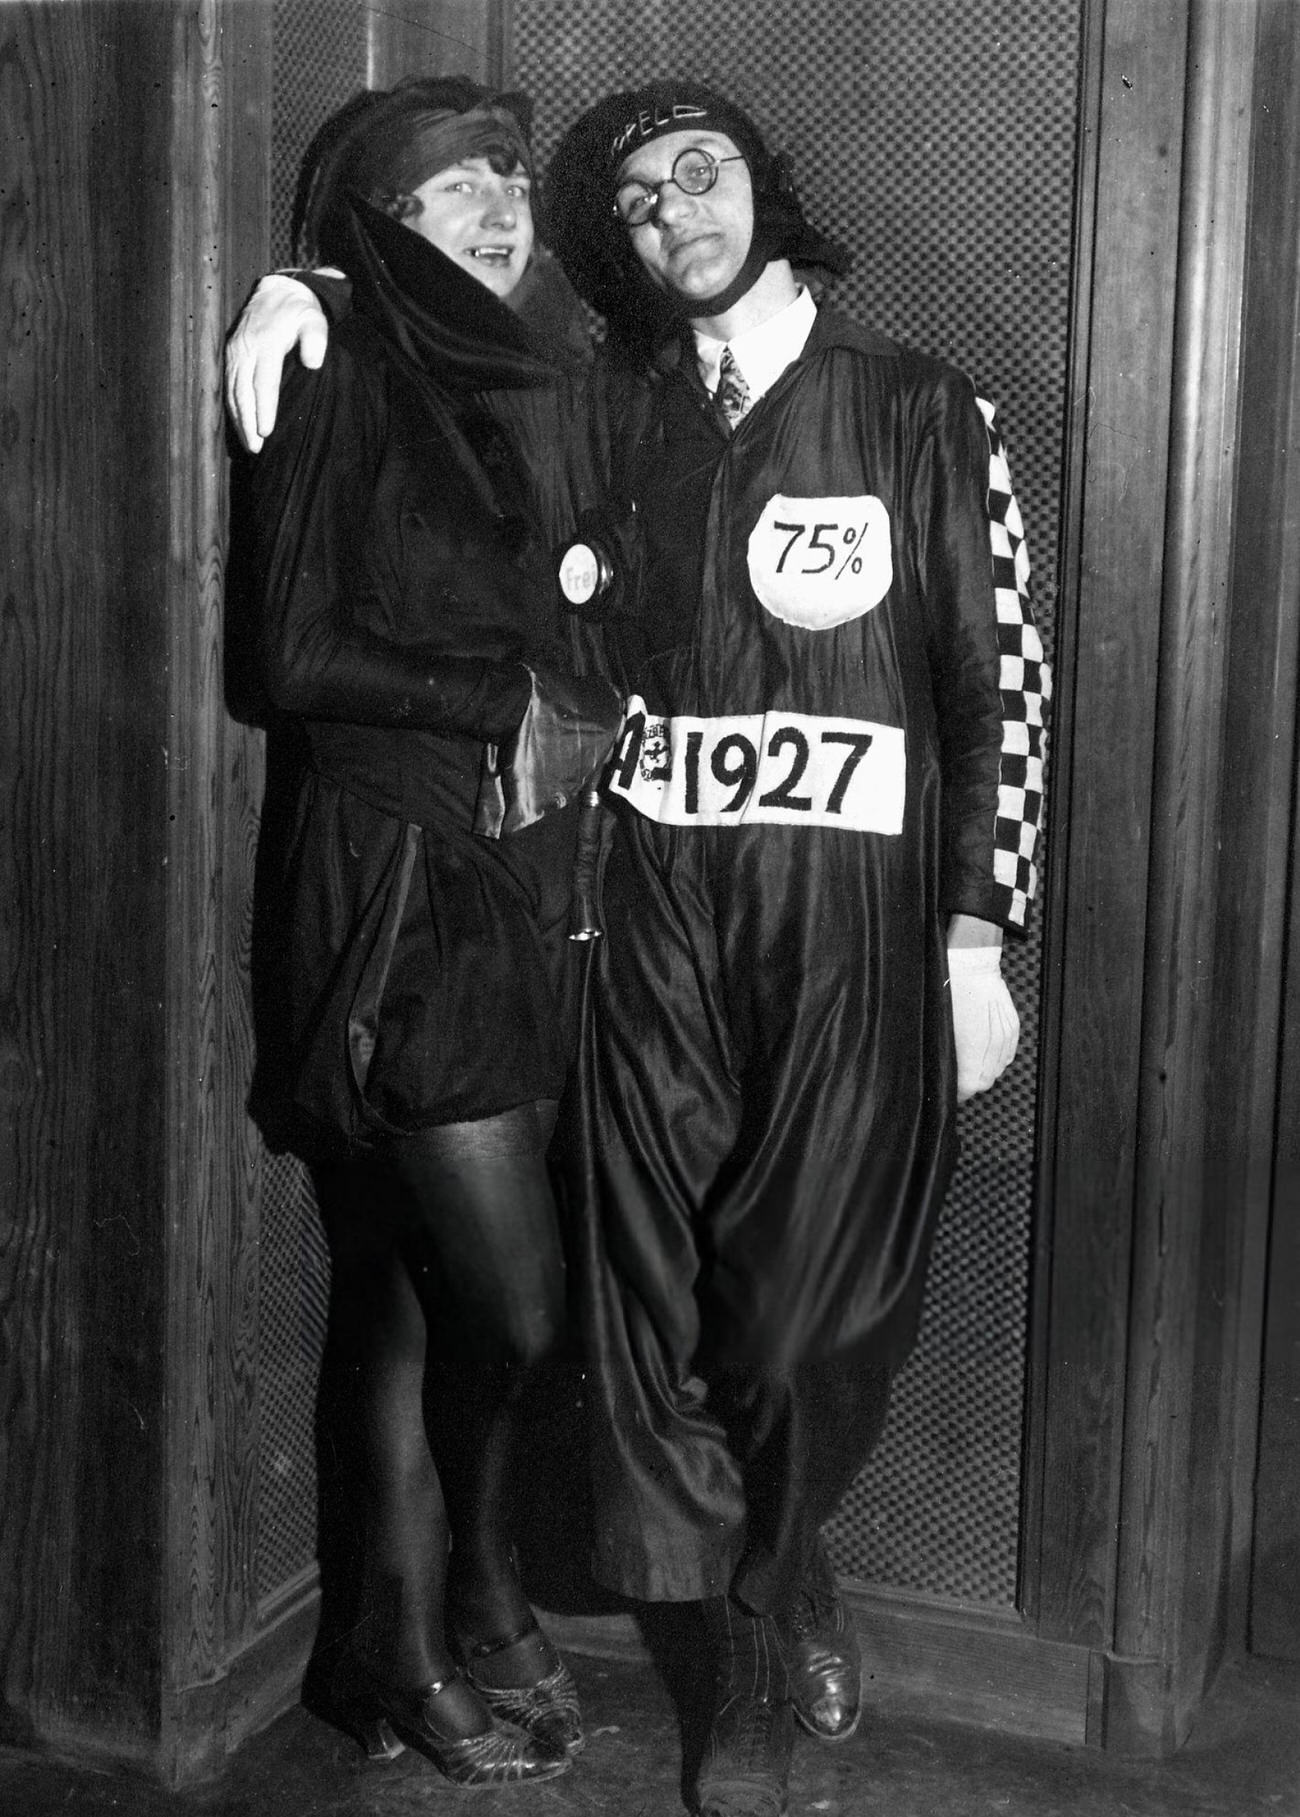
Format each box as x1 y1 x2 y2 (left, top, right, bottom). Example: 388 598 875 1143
474 665 623 837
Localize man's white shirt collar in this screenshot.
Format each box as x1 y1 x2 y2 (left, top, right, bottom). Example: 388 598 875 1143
694 286 818 406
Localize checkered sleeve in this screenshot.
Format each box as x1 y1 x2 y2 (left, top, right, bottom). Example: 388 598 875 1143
975 395 1050 929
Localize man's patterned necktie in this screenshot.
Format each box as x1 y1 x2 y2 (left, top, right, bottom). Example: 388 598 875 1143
716 345 752 429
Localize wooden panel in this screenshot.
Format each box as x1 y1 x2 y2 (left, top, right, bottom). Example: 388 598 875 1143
0 0 276 1776
1255 870 1300 1657
369 0 507 86
0 1 178 1747
207 1576 321 1758
1034 0 1274 1751
1212 0 1300 1668
161 0 265 1749
0 0 193 1751
1243 0 1300 1642
1112 0 1256 1740
1029 0 1191 1651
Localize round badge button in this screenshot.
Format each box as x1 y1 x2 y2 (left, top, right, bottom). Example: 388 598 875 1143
558 538 614 610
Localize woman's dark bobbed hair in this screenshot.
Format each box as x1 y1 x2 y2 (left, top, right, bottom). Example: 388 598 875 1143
292 75 535 269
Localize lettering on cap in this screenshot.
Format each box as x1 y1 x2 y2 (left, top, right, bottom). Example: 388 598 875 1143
609 102 709 163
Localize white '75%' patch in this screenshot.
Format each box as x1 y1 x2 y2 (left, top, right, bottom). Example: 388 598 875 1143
746 493 892 629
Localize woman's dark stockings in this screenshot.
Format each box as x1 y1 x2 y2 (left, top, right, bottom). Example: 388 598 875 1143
316 1102 564 1711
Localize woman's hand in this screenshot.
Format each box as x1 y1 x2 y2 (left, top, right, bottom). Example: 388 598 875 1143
225 274 332 453
476 667 624 838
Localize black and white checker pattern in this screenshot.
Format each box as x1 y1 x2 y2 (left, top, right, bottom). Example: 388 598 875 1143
979 398 1050 932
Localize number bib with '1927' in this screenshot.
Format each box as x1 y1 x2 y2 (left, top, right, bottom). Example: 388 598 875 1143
607 694 906 833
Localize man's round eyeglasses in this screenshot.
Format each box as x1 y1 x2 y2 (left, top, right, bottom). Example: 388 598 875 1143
614 148 746 228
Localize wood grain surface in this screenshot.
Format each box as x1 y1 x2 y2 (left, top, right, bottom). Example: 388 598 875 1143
0 0 272 1775
1031 0 1193 1657
1 1 173 1744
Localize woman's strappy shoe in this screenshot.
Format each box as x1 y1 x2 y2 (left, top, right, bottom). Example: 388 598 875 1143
327 1653 570 1786
459 1618 585 1757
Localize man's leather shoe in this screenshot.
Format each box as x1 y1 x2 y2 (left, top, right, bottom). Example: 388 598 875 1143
696 1690 794 1817
789 1538 862 1742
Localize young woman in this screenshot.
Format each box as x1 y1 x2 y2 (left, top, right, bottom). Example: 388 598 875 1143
244 77 619 1788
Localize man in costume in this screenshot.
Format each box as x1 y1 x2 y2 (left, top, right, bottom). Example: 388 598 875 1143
226 76 1048 1817
543 80 1047 1817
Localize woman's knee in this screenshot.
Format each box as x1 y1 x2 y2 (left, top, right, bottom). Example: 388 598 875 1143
505 1287 566 1375
455 1263 566 1380
384 1114 566 1338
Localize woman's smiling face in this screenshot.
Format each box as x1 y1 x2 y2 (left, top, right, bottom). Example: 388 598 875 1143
406 156 534 299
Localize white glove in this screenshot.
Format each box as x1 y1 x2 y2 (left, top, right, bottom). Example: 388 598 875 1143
225 273 331 454
947 946 1019 1102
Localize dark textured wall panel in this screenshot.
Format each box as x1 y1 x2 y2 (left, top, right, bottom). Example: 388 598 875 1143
255 1152 330 1601
271 0 367 264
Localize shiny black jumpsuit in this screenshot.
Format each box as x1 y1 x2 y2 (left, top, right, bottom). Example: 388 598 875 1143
566 311 1049 1612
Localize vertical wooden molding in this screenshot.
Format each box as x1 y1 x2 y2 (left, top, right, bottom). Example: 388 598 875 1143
1221 0 1300 1664
1109 0 1257 1748
1221 0 1300 1662
164 0 230 1710
1033 0 1191 1653
161 0 269 1778
1037 0 1263 1747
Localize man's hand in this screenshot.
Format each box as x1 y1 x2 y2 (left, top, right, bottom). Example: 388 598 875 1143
947 943 1019 1102
225 274 330 453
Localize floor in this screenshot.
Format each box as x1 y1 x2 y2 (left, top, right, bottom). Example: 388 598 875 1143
1 1647 1296 1817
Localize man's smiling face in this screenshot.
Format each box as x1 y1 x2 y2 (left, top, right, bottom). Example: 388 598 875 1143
615 130 754 306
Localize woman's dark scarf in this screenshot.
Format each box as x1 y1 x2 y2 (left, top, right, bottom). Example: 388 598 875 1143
336 192 556 396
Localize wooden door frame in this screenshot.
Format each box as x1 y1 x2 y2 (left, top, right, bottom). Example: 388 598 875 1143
1024 0 1284 1752
1221 0 1300 1666
161 0 282 1781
